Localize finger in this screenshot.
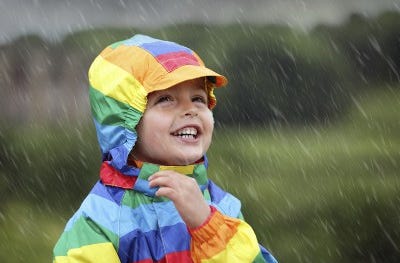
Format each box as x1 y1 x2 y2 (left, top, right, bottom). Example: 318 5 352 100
148 175 176 188
149 170 180 181
148 170 183 187
155 187 176 200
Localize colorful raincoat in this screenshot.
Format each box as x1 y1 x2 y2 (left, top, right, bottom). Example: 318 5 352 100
53 34 277 263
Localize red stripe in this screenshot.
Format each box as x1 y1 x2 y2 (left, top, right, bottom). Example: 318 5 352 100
156 51 200 72
100 162 137 189
132 251 192 263
163 251 192 262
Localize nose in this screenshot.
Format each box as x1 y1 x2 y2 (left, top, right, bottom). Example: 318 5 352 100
181 100 198 118
184 110 198 117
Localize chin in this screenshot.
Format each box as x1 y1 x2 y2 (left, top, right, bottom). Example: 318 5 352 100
172 154 203 166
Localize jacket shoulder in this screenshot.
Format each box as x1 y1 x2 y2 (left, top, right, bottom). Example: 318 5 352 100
64 181 125 233
207 180 242 218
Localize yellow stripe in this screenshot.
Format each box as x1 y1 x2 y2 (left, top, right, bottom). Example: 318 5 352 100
54 242 121 263
89 55 147 113
160 164 195 175
201 221 260 263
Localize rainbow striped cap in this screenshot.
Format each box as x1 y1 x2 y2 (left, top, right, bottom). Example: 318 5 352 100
88 34 227 170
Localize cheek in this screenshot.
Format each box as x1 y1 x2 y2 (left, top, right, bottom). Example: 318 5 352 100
203 111 214 137
141 114 172 144
208 111 215 128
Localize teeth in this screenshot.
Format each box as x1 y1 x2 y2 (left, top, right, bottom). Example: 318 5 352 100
174 127 198 136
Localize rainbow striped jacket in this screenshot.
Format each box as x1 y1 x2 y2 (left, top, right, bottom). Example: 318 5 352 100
53 160 277 262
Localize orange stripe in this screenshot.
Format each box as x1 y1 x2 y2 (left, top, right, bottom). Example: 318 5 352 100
100 45 167 93
201 221 260 262
189 208 241 259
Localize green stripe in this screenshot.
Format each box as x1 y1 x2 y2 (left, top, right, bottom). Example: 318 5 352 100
53 216 119 256
139 163 161 180
110 40 125 49
193 164 208 185
204 188 211 202
122 189 154 208
89 86 142 130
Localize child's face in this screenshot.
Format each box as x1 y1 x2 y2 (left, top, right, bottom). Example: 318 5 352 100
132 78 214 166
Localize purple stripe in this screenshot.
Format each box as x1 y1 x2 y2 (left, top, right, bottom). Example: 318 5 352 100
208 179 227 203
118 222 189 262
89 182 126 205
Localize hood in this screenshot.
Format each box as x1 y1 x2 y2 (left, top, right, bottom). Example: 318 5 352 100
88 34 227 171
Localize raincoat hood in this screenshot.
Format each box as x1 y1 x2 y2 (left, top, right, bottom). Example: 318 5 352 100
88 34 227 171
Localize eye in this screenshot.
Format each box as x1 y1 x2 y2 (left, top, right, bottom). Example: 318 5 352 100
192 95 207 104
155 95 173 104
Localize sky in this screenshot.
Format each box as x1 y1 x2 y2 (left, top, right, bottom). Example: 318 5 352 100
1 0 400 44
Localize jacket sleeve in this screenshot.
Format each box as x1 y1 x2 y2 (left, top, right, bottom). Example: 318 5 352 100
188 206 277 263
53 214 121 263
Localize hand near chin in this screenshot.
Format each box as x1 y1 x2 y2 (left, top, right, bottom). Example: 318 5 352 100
148 170 211 229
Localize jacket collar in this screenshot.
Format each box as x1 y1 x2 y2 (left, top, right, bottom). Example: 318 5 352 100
100 159 209 197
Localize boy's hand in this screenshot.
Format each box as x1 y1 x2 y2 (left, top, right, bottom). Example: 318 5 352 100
148 170 211 229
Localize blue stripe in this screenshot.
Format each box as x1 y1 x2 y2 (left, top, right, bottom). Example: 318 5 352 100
64 181 239 239
89 181 125 205
140 41 192 57
65 189 187 237
119 200 183 236
118 228 163 262
118 163 141 176
93 119 138 169
118 222 189 262
133 178 158 196
208 180 227 203
162 223 190 253
117 34 192 58
65 193 120 233
213 192 242 218
153 201 185 228
109 144 130 170
260 245 279 263
122 34 158 47
208 180 242 217
93 118 127 153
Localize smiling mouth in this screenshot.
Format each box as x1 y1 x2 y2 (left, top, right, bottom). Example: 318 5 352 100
172 127 198 139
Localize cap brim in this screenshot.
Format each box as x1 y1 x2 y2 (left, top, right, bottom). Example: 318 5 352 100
149 65 228 93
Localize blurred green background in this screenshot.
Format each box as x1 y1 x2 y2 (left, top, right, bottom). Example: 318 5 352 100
1 10 400 263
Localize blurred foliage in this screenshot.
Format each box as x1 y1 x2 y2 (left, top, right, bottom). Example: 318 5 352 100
215 28 352 124
313 11 400 84
0 123 100 211
1 10 400 263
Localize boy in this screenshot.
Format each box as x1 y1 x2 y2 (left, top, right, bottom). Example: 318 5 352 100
53 34 277 263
